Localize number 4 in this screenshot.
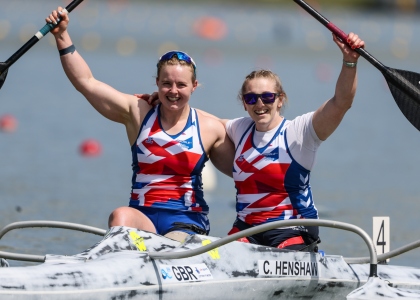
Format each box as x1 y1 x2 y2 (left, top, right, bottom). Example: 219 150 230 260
373 217 390 263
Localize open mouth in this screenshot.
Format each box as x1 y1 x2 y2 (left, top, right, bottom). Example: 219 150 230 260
254 109 269 115
167 96 180 102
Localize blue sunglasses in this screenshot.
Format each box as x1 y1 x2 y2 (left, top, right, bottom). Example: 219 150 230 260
158 51 197 75
243 92 280 105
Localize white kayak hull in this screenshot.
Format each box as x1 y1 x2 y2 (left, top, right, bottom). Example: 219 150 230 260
1 226 420 299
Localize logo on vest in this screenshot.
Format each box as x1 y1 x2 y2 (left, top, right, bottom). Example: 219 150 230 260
263 148 279 161
177 137 193 150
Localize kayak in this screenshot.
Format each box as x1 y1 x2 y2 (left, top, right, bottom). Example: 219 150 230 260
0 219 420 299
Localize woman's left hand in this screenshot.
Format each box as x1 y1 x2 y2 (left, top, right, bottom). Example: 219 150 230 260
135 92 160 106
333 32 365 62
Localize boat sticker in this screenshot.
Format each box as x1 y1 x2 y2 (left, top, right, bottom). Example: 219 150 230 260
159 263 213 282
202 239 220 259
258 260 319 277
129 231 147 251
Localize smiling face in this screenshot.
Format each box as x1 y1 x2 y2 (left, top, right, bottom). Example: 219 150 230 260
242 77 284 132
156 64 197 112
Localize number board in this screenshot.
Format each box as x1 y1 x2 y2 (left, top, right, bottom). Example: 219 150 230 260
373 216 390 263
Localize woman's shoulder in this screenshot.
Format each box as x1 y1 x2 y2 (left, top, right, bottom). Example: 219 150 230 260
194 108 220 120
192 108 228 138
227 116 253 128
286 112 314 126
285 111 321 146
225 116 253 142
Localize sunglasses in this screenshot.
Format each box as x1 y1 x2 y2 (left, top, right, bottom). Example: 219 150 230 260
158 51 197 75
242 92 280 105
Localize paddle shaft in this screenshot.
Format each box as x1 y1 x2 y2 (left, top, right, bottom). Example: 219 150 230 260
0 0 84 75
293 0 388 71
294 0 420 110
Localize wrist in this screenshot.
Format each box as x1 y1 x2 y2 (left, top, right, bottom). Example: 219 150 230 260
343 60 357 68
59 44 76 56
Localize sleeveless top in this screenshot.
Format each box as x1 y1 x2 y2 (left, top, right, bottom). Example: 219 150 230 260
231 117 318 225
129 105 209 213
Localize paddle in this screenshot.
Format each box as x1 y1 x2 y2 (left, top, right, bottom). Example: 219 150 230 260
0 0 84 91
293 0 420 131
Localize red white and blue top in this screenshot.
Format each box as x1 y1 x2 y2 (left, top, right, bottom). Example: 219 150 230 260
226 112 321 226
130 105 209 213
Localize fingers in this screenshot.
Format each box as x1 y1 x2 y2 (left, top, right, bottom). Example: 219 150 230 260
45 7 68 25
46 13 58 25
46 10 59 24
332 32 365 50
134 93 150 100
332 32 365 61
346 32 365 50
135 92 160 106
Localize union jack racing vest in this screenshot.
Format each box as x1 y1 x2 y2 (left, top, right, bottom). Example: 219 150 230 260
233 119 318 225
130 105 209 213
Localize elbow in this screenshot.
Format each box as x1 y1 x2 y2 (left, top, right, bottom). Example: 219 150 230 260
74 84 84 94
332 95 354 112
73 77 95 96
344 101 353 111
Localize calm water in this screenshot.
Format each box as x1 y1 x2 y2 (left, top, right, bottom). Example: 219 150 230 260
1 0 420 268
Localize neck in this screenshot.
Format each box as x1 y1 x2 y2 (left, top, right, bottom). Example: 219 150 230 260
255 115 284 132
159 104 190 128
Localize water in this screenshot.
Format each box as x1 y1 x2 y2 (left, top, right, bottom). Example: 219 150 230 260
1 0 420 268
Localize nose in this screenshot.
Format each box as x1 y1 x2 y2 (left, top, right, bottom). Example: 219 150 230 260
255 97 265 106
169 83 178 93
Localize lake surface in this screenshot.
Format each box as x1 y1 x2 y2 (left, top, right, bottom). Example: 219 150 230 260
1 0 420 268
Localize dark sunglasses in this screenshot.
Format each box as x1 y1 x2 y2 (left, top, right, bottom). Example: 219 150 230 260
242 92 280 105
158 51 197 75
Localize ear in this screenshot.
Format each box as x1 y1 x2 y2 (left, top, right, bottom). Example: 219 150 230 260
192 80 198 93
242 98 247 111
277 94 283 109
155 77 159 86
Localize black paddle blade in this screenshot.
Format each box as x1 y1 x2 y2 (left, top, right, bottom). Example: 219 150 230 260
384 68 420 131
0 62 8 90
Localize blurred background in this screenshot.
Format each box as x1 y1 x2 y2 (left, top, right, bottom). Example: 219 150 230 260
1 0 420 268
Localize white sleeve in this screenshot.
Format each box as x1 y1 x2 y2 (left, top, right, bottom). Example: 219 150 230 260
285 112 322 171
226 117 254 145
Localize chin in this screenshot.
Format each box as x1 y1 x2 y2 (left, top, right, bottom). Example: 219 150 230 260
253 115 269 122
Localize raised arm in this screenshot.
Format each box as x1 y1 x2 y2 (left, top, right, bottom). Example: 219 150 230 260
47 7 150 144
312 32 365 141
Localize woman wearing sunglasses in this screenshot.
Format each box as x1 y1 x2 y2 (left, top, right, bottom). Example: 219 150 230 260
223 32 365 251
46 8 234 241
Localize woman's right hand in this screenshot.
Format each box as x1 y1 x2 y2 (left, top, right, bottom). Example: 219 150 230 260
45 6 69 36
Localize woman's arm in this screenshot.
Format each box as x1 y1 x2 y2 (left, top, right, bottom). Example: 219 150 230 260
312 32 365 141
47 7 150 144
